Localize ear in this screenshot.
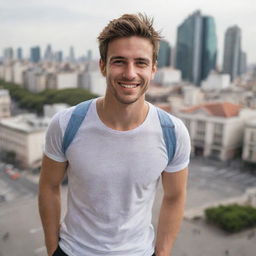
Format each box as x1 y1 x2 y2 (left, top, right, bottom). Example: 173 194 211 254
99 59 106 77
151 62 157 80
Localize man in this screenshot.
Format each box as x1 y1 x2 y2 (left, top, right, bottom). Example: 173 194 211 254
39 13 190 256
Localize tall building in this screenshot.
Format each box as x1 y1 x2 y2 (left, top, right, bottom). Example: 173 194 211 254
17 47 23 60
157 40 171 68
69 46 75 62
222 26 241 81
176 10 217 85
3 47 14 61
44 44 53 61
87 50 92 61
239 51 247 75
201 17 217 80
30 46 41 63
55 51 63 62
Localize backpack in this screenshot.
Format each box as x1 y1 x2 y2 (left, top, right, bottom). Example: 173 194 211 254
62 99 176 165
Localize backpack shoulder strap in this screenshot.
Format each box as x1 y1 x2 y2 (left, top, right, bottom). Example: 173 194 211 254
156 107 176 165
62 99 93 154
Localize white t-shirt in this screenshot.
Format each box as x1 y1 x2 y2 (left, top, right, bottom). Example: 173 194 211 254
44 98 191 256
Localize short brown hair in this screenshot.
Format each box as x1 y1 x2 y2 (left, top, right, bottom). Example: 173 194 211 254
98 13 161 64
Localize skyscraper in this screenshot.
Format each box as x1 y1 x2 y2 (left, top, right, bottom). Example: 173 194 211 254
69 46 75 62
239 51 247 75
3 47 14 61
157 40 171 68
201 17 217 80
17 47 23 60
175 10 217 85
44 44 53 61
30 46 41 63
55 51 63 62
222 26 241 81
87 49 92 61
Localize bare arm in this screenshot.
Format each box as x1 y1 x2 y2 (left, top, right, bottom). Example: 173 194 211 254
155 168 188 256
38 154 67 256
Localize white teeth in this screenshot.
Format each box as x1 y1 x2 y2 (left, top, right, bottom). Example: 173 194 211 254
119 83 138 88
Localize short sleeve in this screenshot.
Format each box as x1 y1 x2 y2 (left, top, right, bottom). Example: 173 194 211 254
44 111 67 162
164 116 191 172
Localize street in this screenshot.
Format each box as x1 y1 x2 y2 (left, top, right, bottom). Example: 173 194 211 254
0 158 256 256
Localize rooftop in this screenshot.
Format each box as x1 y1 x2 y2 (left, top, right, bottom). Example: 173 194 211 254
0 114 50 133
181 102 241 117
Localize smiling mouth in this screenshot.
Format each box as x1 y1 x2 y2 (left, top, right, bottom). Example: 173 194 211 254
118 83 140 88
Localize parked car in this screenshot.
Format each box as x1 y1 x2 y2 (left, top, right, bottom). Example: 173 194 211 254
5 167 21 180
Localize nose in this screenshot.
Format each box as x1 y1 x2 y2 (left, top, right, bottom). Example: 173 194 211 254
123 63 136 80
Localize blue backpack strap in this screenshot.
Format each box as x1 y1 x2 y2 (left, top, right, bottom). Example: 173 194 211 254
62 99 93 154
156 107 176 165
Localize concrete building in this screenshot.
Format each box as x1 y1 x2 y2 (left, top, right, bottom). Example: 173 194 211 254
13 61 29 85
56 72 78 89
146 84 173 103
79 71 105 96
182 86 204 106
3 63 14 82
177 102 256 161
0 114 50 169
24 68 47 93
0 65 3 80
153 68 181 86
0 89 11 118
242 120 256 164
201 72 231 91
43 103 69 118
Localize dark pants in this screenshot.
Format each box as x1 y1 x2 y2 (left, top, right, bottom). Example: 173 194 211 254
52 245 156 256
52 245 68 256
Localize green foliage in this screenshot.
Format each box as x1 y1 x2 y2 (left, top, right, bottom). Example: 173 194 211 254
0 80 98 114
205 204 256 233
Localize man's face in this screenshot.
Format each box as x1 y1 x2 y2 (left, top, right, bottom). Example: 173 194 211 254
100 36 157 105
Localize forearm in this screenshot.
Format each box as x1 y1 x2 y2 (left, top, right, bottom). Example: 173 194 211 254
155 193 186 256
38 185 61 256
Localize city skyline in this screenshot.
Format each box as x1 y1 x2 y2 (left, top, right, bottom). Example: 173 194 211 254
0 0 255 65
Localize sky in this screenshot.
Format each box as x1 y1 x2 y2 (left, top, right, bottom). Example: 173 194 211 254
0 0 256 66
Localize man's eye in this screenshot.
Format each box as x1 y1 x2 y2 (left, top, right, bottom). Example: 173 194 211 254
137 62 148 66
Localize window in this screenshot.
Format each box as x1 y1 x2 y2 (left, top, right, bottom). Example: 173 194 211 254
213 123 223 146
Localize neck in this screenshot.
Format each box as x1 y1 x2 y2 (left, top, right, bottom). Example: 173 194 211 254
96 96 149 131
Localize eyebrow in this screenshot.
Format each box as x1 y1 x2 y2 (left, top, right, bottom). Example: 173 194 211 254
109 56 150 64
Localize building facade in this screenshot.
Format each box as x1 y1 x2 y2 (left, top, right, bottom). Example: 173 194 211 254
153 68 181 86
201 72 231 91
222 26 241 81
0 89 11 118
30 46 41 63
157 40 171 68
177 102 256 161
176 10 217 86
0 114 49 169
242 120 256 164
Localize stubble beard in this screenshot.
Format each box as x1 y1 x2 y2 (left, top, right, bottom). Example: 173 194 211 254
112 81 148 105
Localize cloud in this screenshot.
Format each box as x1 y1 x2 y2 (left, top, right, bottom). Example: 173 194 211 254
0 5 101 24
